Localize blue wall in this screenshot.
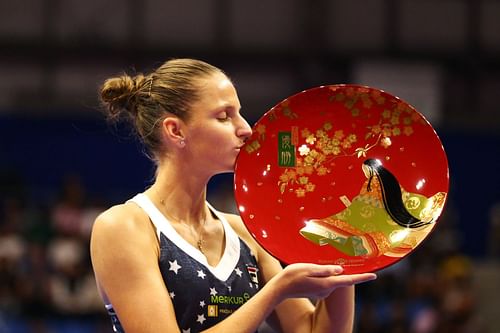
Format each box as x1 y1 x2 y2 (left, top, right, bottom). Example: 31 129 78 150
1 114 498 256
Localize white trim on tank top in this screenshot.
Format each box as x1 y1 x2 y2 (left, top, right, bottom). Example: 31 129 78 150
129 193 241 282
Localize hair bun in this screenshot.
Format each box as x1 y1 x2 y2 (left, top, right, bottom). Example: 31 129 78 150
100 73 147 119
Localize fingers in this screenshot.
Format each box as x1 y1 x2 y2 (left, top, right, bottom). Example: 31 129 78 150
297 264 378 286
352 273 377 284
307 265 344 277
279 264 377 300
330 273 377 288
309 273 377 299
307 265 377 285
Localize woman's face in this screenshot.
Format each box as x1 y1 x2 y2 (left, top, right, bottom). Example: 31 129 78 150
182 72 252 174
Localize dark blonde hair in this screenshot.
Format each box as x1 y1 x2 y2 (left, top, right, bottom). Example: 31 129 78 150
100 58 224 160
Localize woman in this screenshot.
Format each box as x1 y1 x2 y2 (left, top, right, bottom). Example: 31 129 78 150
90 58 377 333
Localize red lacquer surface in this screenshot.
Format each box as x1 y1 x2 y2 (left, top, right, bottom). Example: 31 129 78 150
234 85 449 273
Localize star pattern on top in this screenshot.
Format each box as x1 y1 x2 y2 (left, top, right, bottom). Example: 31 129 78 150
197 269 206 279
197 314 206 324
115 196 262 333
169 260 182 274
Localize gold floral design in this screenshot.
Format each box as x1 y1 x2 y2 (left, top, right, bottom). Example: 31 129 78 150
244 140 261 154
278 86 420 198
281 100 298 119
255 124 266 141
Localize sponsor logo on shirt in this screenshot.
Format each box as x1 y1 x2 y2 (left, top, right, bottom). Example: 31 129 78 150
246 265 259 288
210 293 251 305
207 305 218 317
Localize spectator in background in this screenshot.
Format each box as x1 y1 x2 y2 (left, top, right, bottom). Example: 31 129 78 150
51 174 86 237
0 197 27 316
47 237 102 317
0 197 51 332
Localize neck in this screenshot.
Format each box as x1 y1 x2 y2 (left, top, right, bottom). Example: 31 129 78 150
147 160 210 226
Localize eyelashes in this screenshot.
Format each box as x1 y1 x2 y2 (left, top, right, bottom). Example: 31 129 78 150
216 114 230 122
216 110 233 122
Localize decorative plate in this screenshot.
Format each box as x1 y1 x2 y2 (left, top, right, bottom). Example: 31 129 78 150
234 84 449 274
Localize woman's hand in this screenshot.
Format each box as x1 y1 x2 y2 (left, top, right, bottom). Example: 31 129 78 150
273 263 377 301
225 213 378 333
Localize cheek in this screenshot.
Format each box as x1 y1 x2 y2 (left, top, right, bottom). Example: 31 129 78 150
189 123 235 155
207 133 233 154
193 130 229 154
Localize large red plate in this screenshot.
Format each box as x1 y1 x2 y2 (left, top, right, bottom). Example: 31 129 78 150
234 85 449 274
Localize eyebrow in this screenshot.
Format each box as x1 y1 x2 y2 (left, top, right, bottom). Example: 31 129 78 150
214 104 241 113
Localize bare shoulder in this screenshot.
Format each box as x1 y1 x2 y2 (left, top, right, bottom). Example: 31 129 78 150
91 202 152 240
90 202 178 332
93 202 145 228
90 202 158 267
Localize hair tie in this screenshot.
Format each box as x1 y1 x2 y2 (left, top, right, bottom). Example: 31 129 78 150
147 78 153 97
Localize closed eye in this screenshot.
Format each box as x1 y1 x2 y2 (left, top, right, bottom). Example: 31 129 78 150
216 112 230 122
216 108 235 122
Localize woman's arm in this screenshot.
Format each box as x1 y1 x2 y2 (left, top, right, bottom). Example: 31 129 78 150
259 253 375 333
226 214 377 333
91 206 366 333
91 206 375 333
90 204 182 332
312 286 356 333
204 261 374 333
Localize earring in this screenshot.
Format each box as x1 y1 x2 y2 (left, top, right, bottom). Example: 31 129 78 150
180 139 186 147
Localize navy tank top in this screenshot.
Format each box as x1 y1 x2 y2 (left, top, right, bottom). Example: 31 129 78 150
103 193 260 333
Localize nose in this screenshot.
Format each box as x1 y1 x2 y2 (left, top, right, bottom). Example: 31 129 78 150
236 115 253 141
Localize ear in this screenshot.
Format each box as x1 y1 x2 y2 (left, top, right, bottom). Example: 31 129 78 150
161 117 186 148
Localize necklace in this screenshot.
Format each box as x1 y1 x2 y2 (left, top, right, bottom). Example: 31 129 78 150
157 197 208 254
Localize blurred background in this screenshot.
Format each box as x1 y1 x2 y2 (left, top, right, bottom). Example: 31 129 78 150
1 0 499 332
